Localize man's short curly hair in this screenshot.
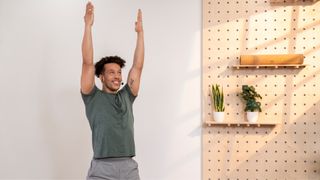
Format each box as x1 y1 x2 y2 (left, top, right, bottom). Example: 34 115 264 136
95 56 126 77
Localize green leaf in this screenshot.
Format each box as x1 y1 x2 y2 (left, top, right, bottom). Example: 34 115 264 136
211 84 224 112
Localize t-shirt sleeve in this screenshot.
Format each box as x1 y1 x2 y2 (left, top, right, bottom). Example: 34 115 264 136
81 85 98 105
123 83 137 103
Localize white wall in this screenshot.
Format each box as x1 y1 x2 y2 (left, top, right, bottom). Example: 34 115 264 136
0 0 201 179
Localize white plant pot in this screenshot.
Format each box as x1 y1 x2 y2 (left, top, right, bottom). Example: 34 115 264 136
247 112 259 123
213 112 224 123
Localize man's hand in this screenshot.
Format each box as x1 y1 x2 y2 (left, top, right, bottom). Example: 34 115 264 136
84 2 94 26
135 9 143 33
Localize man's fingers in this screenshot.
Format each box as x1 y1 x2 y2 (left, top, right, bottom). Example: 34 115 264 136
87 1 93 7
137 9 142 22
85 2 94 15
86 2 92 10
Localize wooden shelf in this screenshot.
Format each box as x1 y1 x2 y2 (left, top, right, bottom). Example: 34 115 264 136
233 64 306 69
204 120 279 127
270 0 318 3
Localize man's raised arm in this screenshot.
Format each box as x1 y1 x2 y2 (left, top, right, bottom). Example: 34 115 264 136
81 2 95 94
127 9 145 96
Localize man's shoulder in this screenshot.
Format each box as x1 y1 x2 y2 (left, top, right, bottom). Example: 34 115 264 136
119 83 137 103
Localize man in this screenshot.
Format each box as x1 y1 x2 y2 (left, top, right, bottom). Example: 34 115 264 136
81 2 144 180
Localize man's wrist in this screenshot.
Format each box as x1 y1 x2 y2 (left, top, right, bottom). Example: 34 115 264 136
85 24 92 29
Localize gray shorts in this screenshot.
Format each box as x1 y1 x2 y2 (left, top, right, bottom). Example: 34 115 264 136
86 157 140 180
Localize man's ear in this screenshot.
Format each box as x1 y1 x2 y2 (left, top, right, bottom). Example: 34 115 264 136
99 74 104 82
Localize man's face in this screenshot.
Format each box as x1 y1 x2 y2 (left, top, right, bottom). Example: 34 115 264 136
100 63 122 93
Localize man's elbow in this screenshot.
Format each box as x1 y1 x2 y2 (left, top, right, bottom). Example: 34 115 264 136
133 64 143 71
82 59 94 66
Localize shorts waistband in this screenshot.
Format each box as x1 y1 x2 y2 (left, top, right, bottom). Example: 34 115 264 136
93 156 133 161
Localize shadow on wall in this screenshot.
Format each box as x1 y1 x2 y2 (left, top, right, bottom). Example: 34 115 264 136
203 1 320 179
203 0 320 71
204 0 320 29
131 0 202 178
37 63 91 178
226 100 320 179
203 97 320 179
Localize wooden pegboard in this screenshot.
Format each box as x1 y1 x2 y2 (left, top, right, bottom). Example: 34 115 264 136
202 0 320 179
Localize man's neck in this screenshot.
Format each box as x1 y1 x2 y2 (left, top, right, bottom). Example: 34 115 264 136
103 86 117 94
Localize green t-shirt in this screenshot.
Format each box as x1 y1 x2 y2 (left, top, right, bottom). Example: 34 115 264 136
81 84 136 158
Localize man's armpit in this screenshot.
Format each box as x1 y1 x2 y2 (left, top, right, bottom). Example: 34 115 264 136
129 78 135 86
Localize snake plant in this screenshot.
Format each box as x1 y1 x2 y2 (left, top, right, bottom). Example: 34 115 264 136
211 84 225 112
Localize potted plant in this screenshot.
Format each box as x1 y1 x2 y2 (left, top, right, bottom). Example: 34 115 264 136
239 85 262 123
211 84 225 122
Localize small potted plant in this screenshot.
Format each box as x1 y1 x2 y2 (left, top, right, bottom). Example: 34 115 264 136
239 85 262 123
211 84 225 122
